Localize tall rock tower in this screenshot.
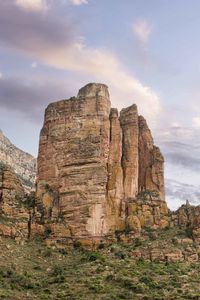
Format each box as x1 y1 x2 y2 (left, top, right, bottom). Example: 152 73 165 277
36 83 166 238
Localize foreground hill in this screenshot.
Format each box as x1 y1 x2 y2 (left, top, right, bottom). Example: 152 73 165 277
0 228 200 300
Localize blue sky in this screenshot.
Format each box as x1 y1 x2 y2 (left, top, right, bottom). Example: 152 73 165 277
0 0 200 209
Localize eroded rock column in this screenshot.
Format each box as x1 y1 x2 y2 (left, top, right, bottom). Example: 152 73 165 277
138 116 165 200
120 105 139 200
107 108 124 230
36 83 111 237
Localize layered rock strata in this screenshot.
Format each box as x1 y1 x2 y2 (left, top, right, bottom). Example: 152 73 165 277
0 130 36 191
138 116 164 199
36 83 166 238
171 201 200 243
0 165 30 241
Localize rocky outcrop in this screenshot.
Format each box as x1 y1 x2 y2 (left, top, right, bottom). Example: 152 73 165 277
37 83 111 237
1 82 200 260
36 83 166 239
171 201 200 243
120 105 139 200
0 130 36 191
138 116 164 200
0 165 24 215
127 192 169 232
0 165 30 241
107 108 124 230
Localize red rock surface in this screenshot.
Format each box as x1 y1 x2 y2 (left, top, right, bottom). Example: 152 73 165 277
36 83 166 238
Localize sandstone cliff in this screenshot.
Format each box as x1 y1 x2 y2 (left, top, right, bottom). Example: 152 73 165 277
0 164 30 241
0 129 36 191
1 82 200 260
36 83 166 238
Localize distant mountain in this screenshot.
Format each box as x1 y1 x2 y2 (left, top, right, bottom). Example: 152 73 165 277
0 129 36 190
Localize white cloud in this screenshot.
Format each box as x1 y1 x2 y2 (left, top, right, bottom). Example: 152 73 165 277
0 5 160 124
8 39 161 123
192 117 200 128
165 179 200 210
15 0 48 12
132 19 152 45
69 0 88 5
32 41 161 124
170 122 181 128
0 72 2 79
31 61 38 68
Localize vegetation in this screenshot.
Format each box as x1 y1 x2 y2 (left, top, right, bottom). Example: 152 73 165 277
0 228 200 300
17 174 34 189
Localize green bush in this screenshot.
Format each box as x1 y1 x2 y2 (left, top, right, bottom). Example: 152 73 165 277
73 240 82 249
98 241 105 249
114 251 126 259
50 265 64 277
44 226 52 238
86 251 105 262
43 248 52 257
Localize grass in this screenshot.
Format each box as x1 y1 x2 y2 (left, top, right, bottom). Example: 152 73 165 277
0 227 199 299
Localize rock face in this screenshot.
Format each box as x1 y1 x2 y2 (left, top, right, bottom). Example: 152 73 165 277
0 165 24 215
0 165 30 241
0 130 36 191
120 105 139 200
138 116 164 200
36 83 166 238
171 202 200 243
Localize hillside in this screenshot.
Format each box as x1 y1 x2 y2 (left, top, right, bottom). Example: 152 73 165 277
0 227 200 300
0 129 36 190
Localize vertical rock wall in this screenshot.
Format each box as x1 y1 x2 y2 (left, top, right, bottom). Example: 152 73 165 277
0 165 30 240
36 83 165 238
107 108 124 231
37 83 111 236
138 116 164 200
120 105 139 200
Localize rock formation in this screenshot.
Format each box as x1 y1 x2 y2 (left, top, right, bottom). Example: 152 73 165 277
0 164 30 241
1 82 200 259
36 83 166 239
0 130 36 191
138 116 164 199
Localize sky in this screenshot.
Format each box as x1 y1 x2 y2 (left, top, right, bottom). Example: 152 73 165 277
0 0 200 210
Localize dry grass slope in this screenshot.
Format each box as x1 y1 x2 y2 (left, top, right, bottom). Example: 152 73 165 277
0 227 200 300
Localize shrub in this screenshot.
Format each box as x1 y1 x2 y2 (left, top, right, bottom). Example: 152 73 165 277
86 251 105 262
185 227 193 238
73 240 82 249
58 248 68 255
43 248 52 257
50 265 64 276
44 226 52 238
98 241 105 249
114 251 126 259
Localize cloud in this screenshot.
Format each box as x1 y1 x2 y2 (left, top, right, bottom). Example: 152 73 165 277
0 77 74 122
0 72 2 79
31 61 38 68
165 152 200 172
15 0 48 11
0 2 74 52
165 179 200 210
132 19 152 46
69 0 88 5
192 116 200 128
158 124 199 160
0 2 161 124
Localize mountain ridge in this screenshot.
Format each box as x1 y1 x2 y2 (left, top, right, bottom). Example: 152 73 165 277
0 129 36 190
